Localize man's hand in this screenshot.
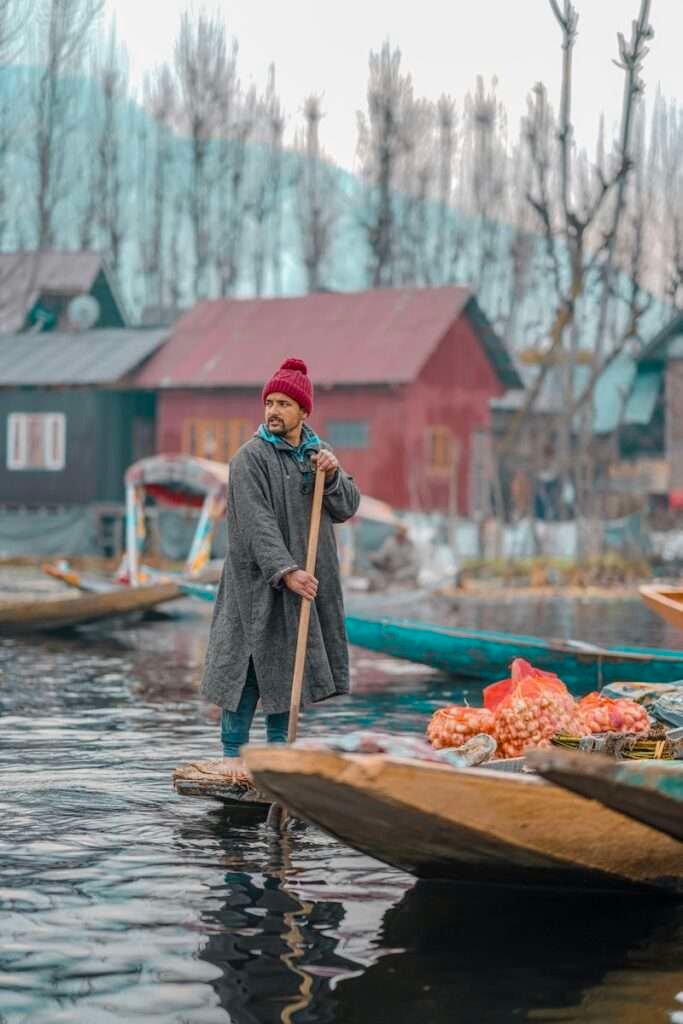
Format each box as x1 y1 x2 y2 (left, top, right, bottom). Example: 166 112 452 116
284 569 319 600
312 449 339 481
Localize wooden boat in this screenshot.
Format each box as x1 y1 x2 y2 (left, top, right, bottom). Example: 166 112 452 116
243 745 683 893
0 579 181 634
30 454 231 633
345 615 683 689
530 748 683 842
173 760 269 809
639 583 683 630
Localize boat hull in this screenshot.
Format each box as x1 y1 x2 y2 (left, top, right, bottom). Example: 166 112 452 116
243 746 683 893
530 749 683 842
640 584 683 631
345 615 683 688
0 581 181 633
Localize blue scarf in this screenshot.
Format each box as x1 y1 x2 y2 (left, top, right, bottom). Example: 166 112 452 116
256 423 321 491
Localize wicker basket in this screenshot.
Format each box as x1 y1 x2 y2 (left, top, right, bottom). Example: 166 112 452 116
551 725 682 761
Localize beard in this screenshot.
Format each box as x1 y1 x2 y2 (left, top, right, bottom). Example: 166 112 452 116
267 418 285 433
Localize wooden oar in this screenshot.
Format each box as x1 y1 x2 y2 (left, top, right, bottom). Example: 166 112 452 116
266 464 326 830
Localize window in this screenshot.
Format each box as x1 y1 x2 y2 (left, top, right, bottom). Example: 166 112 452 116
427 426 456 473
182 418 252 462
7 413 66 470
326 420 369 449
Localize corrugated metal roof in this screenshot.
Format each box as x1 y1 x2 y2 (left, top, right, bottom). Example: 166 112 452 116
0 329 168 386
133 287 521 390
0 251 104 333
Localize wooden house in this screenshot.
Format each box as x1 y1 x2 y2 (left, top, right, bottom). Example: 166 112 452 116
132 287 521 513
0 328 164 510
0 250 127 334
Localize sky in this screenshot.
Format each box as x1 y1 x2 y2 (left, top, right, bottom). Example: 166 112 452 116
105 0 681 171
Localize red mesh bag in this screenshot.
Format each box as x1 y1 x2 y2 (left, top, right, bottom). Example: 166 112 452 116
577 692 650 735
483 658 567 713
427 706 496 750
493 658 584 758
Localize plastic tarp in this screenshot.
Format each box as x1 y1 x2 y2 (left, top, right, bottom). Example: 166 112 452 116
0 507 100 556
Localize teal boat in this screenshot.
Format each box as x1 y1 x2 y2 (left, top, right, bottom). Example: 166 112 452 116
180 583 683 690
530 749 683 842
344 616 683 690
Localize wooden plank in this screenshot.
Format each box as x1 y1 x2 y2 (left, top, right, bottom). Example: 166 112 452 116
173 760 270 808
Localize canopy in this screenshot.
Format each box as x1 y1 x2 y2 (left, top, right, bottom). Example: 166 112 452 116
125 455 229 509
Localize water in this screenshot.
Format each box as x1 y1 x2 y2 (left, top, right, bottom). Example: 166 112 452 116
1 597 682 1023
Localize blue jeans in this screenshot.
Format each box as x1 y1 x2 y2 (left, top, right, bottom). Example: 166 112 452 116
220 659 289 757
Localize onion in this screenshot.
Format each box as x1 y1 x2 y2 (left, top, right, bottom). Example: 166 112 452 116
427 706 496 750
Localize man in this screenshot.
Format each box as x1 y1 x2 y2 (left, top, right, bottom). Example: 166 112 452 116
202 357 361 781
367 524 419 591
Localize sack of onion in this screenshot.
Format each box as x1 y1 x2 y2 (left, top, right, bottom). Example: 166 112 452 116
492 658 585 758
426 705 496 749
483 657 567 713
576 692 650 734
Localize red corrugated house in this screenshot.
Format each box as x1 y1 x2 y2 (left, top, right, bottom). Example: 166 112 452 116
133 287 521 513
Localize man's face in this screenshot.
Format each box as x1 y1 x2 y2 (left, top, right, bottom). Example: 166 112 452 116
264 392 306 437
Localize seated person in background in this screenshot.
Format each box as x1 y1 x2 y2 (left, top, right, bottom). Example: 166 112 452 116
367 524 419 591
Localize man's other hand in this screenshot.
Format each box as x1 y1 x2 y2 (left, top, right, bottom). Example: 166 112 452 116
284 569 319 600
312 449 339 480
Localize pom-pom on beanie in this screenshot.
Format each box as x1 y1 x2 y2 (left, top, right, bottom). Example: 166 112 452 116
261 357 313 414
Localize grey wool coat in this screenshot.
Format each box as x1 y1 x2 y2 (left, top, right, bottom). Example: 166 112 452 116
201 434 361 714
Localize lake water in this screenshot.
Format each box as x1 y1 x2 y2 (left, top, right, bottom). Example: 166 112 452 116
1 595 682 1023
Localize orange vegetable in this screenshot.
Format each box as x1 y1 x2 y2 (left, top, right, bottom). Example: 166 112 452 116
577 692 650 734
493 658 584 758
483 658 566 712
427 706 496 750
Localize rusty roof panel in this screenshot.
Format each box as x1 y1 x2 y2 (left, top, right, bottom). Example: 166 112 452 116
0 329 167 386
133 286 485 388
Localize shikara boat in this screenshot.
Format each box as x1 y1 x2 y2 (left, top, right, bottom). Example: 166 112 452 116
243 745 683 893
640 583 683 630
245 745 683 897
0 579 181 634
31 454 230 633
530 749 683 842
345 615 683 689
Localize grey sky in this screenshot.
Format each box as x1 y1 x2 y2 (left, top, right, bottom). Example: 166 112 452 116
105 0 681 170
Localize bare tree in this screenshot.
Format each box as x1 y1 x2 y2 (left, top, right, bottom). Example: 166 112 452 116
215 83 255 297
175 9 230 299
296 94 338 293
80 22 130 274
458 77 509 304
499 0 653 463
30 0 103 249
248 66 285 296
139 62 178 314
0 0 27 247
431 95 457 284
356 42 415 287
395 96 434 285
651 92 683 308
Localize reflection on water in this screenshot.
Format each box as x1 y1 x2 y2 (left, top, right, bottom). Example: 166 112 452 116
0 597 682 1023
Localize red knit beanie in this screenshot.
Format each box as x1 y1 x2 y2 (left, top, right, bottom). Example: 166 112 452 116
261 357 313 414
